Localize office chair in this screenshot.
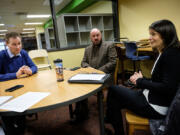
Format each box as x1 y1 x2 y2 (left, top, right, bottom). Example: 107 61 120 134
28 49 51 70
124 41 150 72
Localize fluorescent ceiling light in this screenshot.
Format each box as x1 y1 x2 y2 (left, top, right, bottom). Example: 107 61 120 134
0 30 8 32
0 24 5 26
0 33 6 35
21 31 35 34
24 22 43 25
43 0 63 6
23 28 35 31
27 15 51 18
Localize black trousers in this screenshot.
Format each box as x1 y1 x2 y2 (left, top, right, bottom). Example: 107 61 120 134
106 85 165 135
1 115 26 135
74 99 89 120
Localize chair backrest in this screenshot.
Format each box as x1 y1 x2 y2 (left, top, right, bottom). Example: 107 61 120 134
123 41 137 58
114 37 129 43
115 45 123 59
28 49 48 59
150 86 180 135
163 86 180 134
28 49 51 69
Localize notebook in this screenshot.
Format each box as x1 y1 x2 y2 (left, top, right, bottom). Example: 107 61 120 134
68 73 110 84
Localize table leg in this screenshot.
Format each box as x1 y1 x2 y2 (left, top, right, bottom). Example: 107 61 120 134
69 104 74 119
97 90 105 135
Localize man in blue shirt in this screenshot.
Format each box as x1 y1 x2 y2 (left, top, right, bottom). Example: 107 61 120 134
0 32 37 135
0 32 37 81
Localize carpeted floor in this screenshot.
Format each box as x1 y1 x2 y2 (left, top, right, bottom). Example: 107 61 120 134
24 85 151 135
25 94 110 135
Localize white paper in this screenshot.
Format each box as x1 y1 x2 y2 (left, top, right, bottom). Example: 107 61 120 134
0 92 50 112
70 74 105 81
0 96 13 105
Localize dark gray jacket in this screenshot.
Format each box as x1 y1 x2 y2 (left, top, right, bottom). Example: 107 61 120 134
81 41 117 74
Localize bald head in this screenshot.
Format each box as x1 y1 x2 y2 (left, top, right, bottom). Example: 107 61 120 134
90 28 101 35
90 28 102 45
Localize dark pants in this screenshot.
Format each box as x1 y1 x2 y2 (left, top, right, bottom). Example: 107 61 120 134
106 85 164 135
1 115 26 135
74 99 89 120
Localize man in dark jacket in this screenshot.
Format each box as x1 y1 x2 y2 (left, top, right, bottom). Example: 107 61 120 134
72 28 117 122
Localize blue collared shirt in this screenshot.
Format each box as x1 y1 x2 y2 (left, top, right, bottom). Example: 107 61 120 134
0 49 38 81
7 48 21 58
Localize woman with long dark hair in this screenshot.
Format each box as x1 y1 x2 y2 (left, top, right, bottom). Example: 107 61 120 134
106 20 180 135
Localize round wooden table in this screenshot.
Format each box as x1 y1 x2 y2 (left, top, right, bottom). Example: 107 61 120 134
0 67 105 135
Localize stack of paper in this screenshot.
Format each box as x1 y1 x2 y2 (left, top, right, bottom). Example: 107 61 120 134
0 96 13 105
0 92 50 112
68 73 110 84
70 74 106 81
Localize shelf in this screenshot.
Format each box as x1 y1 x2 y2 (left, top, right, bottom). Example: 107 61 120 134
104 28 113 31
91 16 103 30
103 16 113 29
64 16 78 32
50 39 56 49
78 16 91 31
48 28 54 38
39 33 46 49
40 33 45 41
66 33 80 47
80 32 91 45
104 30 114 41
66 31 79 34
49 37 55 39
79 30 91 32
54 13 114 49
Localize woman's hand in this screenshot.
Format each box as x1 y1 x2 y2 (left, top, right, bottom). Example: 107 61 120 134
130 71 143 85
